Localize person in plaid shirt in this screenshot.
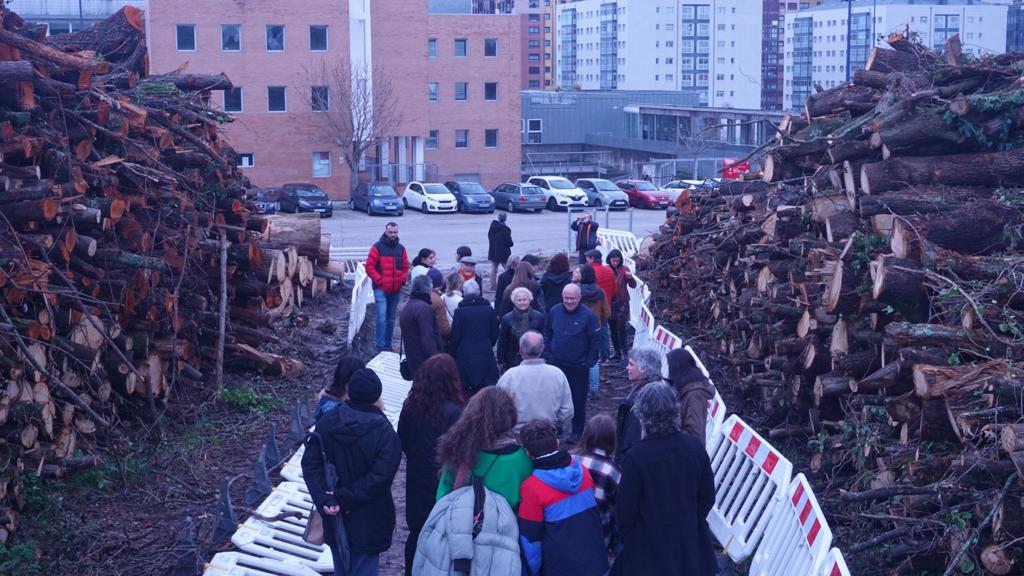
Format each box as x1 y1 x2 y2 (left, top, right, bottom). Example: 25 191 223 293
574 414 621 553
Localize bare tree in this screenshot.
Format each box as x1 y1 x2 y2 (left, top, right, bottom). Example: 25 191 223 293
303 61 402 194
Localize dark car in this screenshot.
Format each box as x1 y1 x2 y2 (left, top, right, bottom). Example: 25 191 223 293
351 182 404 216
491 182 547 212
615 179 672 209
278 183 333 217
251 187 281 214
444 181 496 214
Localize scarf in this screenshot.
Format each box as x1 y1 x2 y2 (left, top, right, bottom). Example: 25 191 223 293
532 449 572 470
511 308 532 341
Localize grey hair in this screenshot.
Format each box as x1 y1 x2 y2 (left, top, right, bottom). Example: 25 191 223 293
510 286 533 302
632 381 681 438
498 211 507 222
519 331 544 358
506 254 521 269
463 280 481 296
629 347 663 381
411 274 433 296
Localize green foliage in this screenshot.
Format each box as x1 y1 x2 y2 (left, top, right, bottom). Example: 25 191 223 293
0 540 41 576
219 386 283 414
848 232 888 275
65 457 148 492
946 352 962 366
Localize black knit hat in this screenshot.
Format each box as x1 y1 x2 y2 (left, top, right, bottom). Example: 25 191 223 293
347 368 382 404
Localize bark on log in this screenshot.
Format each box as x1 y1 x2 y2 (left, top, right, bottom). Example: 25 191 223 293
891 201 1020 258
806 84 880 119
860 149 1024 195
261 213 322 258
871 255 928 322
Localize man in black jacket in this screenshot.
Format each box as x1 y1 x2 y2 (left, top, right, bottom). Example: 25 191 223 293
487 212 514 290
543 283 600 442
302 369 402 576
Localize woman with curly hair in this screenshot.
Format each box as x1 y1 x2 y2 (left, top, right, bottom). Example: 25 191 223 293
540 252 573 314
398 354 465 575
435 386 533 510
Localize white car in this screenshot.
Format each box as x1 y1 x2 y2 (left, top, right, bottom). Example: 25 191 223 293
526 176 588 211
402 181 458 213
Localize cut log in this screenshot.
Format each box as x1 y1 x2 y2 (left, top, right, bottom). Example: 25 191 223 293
262 213 322 258
865 47 930 73
860 149 1024 195
890 201 1019 258
913 362 1002 399
871 255 927 322
825 261 861 315
1000 424 1024 454
805 84 879 119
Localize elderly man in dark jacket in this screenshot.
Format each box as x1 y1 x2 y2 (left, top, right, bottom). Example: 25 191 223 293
399 275 442 377
487 212 514 291
612 382 717 576
449 280 499 395
544 283 600 442
302 369 403 576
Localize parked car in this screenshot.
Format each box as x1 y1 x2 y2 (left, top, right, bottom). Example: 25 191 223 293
351 182 404 216
251 187 281 214
526 176 588 211
278 183 333 217
615 179 672 209
575 178 630 209
491 182 547 212
402 181 458 213
660 180 701 202
444 181 496 214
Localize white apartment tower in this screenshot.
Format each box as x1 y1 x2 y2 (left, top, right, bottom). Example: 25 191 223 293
557 0 764 109
783 0 1010 110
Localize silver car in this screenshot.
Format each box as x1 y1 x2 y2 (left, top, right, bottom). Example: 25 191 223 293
576 178 630 210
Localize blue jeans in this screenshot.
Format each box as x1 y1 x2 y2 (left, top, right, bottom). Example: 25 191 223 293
349 553 379 576
600 322 611 360
373 289 400 350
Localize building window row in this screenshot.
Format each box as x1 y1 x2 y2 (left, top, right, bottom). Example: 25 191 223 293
223 86 337 113
430 37 498 58
427 82 499 102
236 151 331 178
426 129 499 149
175 23 328 52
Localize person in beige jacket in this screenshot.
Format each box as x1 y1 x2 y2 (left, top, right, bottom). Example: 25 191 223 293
496 331 574 435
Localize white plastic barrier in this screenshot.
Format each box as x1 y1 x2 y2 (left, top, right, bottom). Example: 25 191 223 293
651 325 684 377
347 263 375 345
821 548 851 576
203 551 320 576
279 445 306 483
328 246 371 279
749 474 833 576
706 391 726 453
596 228 640 258
365 351 412 430
627 277 648 326
231 482 333 573
632 302 655 348
708 415 793 563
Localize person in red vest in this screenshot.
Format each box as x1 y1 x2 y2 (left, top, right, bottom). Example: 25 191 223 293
365 222 409 352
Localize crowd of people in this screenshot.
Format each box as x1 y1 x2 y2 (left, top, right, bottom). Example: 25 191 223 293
301 218 721 575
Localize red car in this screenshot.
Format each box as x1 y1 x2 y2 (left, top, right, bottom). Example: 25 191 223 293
615 179 672 209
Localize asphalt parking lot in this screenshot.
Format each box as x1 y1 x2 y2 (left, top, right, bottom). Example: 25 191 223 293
321 204 668 267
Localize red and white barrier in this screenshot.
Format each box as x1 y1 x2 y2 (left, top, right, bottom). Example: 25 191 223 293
633 302 655 348
708 415 793 563
749 474 833 576
821 548 851 576
706 391 726 452
651 325 683 376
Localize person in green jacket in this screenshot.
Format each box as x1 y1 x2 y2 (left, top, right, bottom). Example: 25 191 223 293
436 386 533 510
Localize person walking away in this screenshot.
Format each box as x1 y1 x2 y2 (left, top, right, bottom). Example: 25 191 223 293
605 249 637 362
570 212 601 265
518 419 609 576
411 248 438 282
496 331 573 434
543 284 599 443
574 414 621 554
436 387 533 510
442 273 463 327
487 212 514 291
666 347 717 446
399 276 442 378
427 271 452 347
496 289 546 372
496 261 543 318
539 253 573 314
366 222 409 352
494 255 520 305
398 355 465 576
616 347 663 461
316 355 365 421
611 383 717 576
301 369 402 576
449 280 499 395
457 256 482 285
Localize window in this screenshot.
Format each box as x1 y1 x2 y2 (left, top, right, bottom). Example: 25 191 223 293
222 24 240 51
528 53 540 61
311 86 329 111
454 38 467 57
485 38 497 57
176 24 196 51
528 79 541 88
312 151 331 177
528 26 540 34
455 130 469 149
526 119 542 143
267 86 286 112
455 82 468 101
528 66 540 74
428 82 438 101
484 82 497 101
428 38 437 57
224 87 243 112
485 129 498 148
310 25 328 51
529 40 540 48
266 25 285 51
426 130 439 149
238 153 254 168
529 13 540 21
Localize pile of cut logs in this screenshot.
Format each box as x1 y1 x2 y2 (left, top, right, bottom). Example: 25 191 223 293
643 34 1024 574
0 5 330 542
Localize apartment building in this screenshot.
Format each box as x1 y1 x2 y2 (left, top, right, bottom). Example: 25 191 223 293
783 0 1010 110
556 0 764 109
519 0 558 89
146 0 521 198
15 0 145 34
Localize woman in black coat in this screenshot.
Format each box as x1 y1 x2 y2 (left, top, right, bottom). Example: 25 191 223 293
496 287 545 371
399 276 442 377
397 354 465 576
448 280 500 395
539 252 573 313
612 382 717 576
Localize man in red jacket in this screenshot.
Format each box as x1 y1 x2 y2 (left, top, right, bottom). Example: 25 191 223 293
586 250 615 362
366 222 409 351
